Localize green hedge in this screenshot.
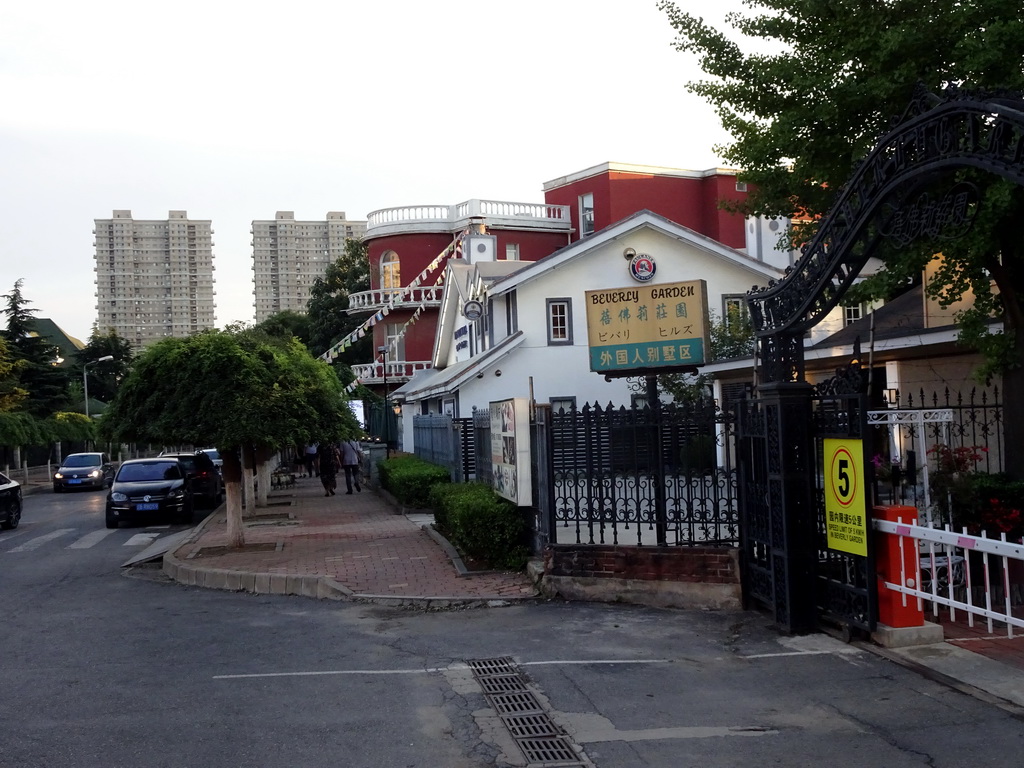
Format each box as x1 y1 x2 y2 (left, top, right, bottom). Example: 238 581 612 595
428 482 529 571
378 455 451 508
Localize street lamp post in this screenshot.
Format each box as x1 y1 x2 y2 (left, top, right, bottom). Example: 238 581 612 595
84 355 114 419
378 345 390 458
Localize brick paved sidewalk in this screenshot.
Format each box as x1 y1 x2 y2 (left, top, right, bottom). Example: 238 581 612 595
163 476 539 604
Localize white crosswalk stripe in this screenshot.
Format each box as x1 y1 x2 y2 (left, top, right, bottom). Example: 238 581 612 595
4 526 176 554
8 528 76 552
123 532 161 547
67 529 119 549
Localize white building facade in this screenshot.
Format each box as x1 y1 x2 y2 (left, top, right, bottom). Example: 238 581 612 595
93 210 216 351
392 211 787 446
251 211 367 322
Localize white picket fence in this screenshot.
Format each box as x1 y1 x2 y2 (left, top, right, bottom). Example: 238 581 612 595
874 512 1024 638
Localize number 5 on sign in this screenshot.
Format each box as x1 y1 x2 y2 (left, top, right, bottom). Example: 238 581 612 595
823 438 869 557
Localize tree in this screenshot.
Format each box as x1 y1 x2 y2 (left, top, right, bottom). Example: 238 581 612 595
101 329 359 546
0 337 27 413
75 328 134 405
658 309 755 404
660 0 1024 469
1 279 69 417
253 310 312 348
307 238 372 359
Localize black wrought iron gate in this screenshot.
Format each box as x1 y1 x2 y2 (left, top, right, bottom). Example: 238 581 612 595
738 362 876 634
738 86 1024 634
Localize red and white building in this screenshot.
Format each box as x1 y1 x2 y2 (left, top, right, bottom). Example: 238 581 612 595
348 163 777 395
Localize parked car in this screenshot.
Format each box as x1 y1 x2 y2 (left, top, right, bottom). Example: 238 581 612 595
105 458 194 528
53 452 115 492
159 451 223 508
0 471 22 530
198 448 223 474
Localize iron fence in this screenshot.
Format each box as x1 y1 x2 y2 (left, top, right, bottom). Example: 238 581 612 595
546 400 739 547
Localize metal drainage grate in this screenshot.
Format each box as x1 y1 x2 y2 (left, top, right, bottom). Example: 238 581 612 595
517 736 581 765
477 674 529 694
467 658 589 767
467 656 518 676
502 713 565 739
489 691 546 715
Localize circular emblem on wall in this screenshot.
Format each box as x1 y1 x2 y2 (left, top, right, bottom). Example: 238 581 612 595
463 300 484 321
629 254 656 282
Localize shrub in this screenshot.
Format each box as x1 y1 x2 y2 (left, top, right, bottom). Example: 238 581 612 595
430 482 529 571
950 473 1024 542
378 455 450 507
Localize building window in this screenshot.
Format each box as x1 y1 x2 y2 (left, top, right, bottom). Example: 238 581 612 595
506 291 518 335
844 302 865 326
504 243 519 260
384 322 405 360
579 193 595 236
381 250 400 290
550 396 576 415
547 298 572 345
735 181 748 192
723 296 748 330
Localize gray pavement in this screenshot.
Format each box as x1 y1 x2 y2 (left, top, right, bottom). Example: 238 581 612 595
18 473 1024 717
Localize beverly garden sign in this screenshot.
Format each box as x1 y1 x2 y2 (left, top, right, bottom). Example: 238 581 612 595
584 280 710 375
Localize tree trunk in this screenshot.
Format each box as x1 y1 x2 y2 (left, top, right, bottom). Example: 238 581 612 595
221 448 245 548
255 445 274 507
241 444 256 516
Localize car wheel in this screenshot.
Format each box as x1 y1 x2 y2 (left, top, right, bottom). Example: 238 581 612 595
105 511 119 529
53 484 62 493
1 500 20 530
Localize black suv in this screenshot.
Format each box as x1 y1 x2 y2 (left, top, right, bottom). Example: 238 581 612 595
160 451 223 508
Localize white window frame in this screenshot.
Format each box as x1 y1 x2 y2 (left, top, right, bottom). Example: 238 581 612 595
546 298 573 345
579 193 595 237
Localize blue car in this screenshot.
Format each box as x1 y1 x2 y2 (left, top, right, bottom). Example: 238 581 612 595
105 458 194 528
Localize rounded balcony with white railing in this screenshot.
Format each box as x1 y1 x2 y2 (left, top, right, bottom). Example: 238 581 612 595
366 199 571 237
347 286 445 313
353 360 432 385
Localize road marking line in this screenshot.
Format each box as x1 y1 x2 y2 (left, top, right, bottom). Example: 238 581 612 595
124 532 161 547
214 659 671 680
67 529 119 549
8 528 76 552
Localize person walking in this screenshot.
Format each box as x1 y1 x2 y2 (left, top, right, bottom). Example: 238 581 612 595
303 443 319 479
340 438 363 494
317 442 341 496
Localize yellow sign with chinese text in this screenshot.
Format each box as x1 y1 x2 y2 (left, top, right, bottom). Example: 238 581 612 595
584 280 709 374
824 438 868 557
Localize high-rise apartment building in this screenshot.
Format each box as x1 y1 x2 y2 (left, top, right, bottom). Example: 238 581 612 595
251 211 367 322
94 210 216 351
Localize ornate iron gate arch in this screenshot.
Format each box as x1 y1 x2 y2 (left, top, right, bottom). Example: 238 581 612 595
738 87 1024 633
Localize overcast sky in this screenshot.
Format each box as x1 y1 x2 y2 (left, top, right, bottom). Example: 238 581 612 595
1 0 746 344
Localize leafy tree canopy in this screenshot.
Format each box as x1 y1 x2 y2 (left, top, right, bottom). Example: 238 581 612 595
76 328 135 404
307 238 372 360
1 279 69 417
253 310 312 348
100 329 359 452
0 337 27 413
660 0 1024 467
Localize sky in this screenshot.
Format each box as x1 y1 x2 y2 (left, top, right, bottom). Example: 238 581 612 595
1 0 747 344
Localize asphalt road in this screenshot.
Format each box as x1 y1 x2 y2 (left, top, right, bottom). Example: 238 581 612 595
3 490 1024 767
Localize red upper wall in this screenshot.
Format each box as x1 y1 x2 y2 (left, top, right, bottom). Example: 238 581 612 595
367 229 570 290
543 165 748 249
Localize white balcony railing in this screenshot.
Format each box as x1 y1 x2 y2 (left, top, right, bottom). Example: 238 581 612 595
347 286 444 313
366 199 571 236
352 360 432 385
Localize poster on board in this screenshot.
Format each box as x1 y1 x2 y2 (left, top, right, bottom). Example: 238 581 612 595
489 398 532 505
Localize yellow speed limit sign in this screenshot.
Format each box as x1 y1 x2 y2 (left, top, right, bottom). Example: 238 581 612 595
823 438 868 556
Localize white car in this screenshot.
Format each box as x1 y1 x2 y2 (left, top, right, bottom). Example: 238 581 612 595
0 471 22 530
